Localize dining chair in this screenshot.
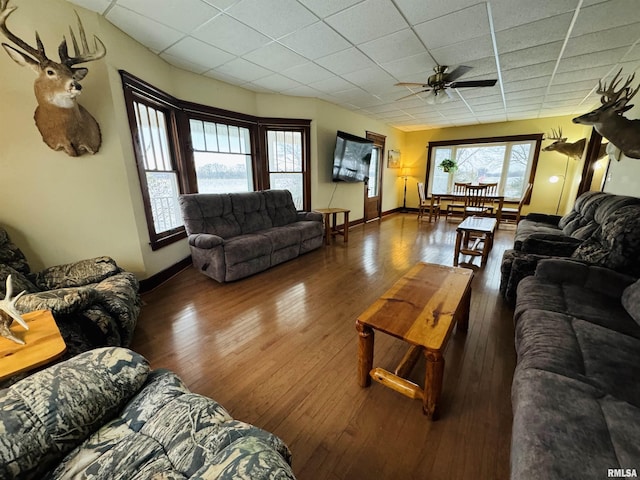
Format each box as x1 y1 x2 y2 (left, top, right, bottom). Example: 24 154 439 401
417 182 440 221
446 182 470 221
500 182 533 224
479 182 498 214
464 184 492 218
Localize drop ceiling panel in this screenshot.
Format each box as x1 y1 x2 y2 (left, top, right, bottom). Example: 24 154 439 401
413 4 490 50
359 29 425 65
193 14 271 56
116 0 220 33
163 37 235 70
105 6 185 52
226 0 318 39
243 42 308 71
297 0 363 19
315 48 378 75
213 58 271 82
324 0 409 45
279 22 351 59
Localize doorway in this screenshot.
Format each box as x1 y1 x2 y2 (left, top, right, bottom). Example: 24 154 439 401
364 132 386 222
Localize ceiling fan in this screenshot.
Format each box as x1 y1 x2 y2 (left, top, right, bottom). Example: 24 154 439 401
395 65 497 103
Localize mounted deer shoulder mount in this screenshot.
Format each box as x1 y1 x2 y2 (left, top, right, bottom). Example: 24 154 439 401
573 69 640 160
543 127 608 160
0 0 106 157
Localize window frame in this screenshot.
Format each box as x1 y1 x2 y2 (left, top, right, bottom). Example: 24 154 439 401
425 133 543 203
120 71 312 250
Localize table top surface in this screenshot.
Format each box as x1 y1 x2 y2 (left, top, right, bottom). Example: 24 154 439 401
356 262 473 350
457 216 498 233
0 310 66 381
313 207 350 214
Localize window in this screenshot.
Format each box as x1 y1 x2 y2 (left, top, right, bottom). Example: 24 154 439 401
427 134 543 201
190 119 254 194
265 129 305 209
121 71 312 250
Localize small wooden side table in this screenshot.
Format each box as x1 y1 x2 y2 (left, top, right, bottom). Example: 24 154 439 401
313 208 350 245
454 216 497 267
0 310 66 381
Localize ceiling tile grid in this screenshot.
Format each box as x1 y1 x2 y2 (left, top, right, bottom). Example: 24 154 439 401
66 0 640 131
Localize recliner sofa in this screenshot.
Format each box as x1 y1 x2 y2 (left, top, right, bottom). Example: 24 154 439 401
500 191 640 304
0 347 296 479
179 189 324 282
510 258 640 479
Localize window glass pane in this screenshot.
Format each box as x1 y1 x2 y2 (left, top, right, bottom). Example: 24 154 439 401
216 124 230 153
194 151 253 193
432 148 452 194
368 147 379 197
453 145 506 185
505 143 532 199
146 171 182 233
204 122 218 151
267 130 303 172
190 119 205 151
270 173 303 209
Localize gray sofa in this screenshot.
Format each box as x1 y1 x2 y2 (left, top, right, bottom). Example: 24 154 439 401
179 190 324 282
511 258 640 479
0 347 296 479
0 226 141 362
500 191 640 304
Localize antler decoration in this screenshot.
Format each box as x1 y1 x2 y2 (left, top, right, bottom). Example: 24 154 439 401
0 275 29 345
58 11 106 66
596 69 640 113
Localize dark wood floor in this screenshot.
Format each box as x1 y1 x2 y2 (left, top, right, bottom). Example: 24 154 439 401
131 213 517 480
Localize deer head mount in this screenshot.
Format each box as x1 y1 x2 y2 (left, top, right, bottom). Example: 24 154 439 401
573 69 640 159
0 0 106 156
543 127 608 160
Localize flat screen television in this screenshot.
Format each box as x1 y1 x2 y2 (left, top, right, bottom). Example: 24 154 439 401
331 131 374 182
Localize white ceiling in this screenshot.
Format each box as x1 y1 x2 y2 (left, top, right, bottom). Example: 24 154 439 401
67 0 640 131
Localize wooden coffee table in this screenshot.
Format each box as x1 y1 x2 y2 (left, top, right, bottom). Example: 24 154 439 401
356 262 474 419
454 216 497 267
0 310 66 381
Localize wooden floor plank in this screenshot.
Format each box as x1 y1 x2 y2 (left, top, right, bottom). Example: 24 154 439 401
131 213 517 480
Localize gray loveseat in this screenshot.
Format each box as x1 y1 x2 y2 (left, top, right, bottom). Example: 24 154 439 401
0 347 296 479
179 190 324 282
0 226 141 362
511 258 640 479
500 191 640 304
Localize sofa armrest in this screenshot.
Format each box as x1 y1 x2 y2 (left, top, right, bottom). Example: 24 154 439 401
188 233 224 249
297 211 323 222
523 213 562 225
16 287 97 315
35 256 120 290
535 259 636 297
521 234 582 256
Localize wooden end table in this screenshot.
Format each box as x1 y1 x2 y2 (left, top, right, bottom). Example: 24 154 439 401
313 208 350 245
0 310 66 381
356 262 474 419
454 216 497 267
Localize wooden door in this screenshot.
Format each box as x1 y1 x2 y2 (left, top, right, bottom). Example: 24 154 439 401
364 132 386 222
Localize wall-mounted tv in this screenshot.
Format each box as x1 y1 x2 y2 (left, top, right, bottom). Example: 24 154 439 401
331 130 374 183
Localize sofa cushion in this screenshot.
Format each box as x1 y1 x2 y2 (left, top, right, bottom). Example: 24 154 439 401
515 276 640 338
511 368 640 480
224 234 272 266
35 256 121 290
230 192 273 234
259 226 301 251
0 264 38 296
0 227 31 275
180 193 242 239
622 279 640 326
571 204 640 278
0 347 149 479
263 189 298 227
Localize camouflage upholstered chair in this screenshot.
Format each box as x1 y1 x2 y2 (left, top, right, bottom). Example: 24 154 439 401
0 226 141 364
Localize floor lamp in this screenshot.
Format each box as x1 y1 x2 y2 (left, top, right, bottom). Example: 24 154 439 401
549 156 569 215
400 167 410 212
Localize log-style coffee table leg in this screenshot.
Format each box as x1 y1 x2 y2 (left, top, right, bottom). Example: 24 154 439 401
456 287 472 333
423 349 444 419
356 321 374 387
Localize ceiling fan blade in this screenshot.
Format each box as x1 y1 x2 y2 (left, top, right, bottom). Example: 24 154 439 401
395 82 428 87
395 89 431 101
449 79 497 88
445 65 472 82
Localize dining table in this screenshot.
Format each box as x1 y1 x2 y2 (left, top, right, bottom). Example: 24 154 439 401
426 192 505 228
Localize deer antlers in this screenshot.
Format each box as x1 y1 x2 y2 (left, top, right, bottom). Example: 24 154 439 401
597 68 640 114
0 0 105 66
546 127 565 141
